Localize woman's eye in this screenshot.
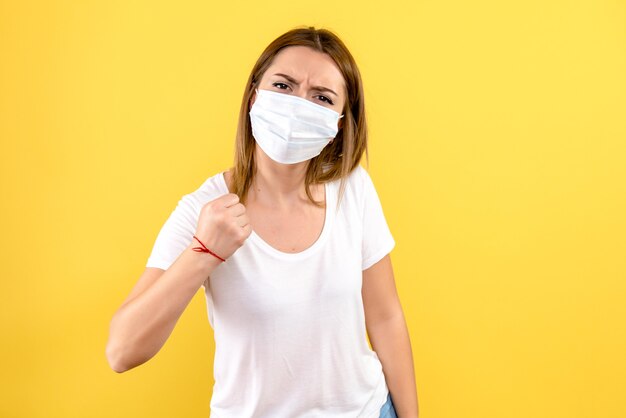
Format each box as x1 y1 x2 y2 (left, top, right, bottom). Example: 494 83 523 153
272 82 290 90
317 95 334 105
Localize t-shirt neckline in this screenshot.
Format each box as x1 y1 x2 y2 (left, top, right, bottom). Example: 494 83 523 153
217 171 335 260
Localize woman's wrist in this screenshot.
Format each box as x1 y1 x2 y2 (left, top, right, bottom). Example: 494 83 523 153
191 235 226 262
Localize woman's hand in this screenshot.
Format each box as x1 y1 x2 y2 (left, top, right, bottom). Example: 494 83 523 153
195 193 252 260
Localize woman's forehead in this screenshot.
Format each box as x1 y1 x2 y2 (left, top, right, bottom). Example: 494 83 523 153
265 46 345 90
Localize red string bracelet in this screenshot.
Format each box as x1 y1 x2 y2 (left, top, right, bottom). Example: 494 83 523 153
191 235 226 262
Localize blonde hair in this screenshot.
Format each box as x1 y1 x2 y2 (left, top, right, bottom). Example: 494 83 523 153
231 26 369 208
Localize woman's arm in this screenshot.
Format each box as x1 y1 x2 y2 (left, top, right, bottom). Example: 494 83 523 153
106 192 251 373
362 254 419 418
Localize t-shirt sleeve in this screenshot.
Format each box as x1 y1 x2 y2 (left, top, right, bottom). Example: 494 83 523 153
145 193 199 271
360 167 396 270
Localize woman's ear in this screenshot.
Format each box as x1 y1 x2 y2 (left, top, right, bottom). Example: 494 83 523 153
249 86 258 110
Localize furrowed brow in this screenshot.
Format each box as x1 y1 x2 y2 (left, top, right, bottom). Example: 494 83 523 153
273 73 338 97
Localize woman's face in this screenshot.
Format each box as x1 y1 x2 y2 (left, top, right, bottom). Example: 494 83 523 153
251 46 346 124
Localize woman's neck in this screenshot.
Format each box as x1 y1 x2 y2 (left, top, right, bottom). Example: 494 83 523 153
249 148 317 207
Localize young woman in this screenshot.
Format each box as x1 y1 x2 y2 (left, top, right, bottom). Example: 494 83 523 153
106 26 419 418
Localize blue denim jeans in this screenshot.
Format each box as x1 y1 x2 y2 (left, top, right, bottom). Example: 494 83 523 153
379 392 398 418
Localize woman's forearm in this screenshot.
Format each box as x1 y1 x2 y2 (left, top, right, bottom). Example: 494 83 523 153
367 313 419 418
106 244 220 372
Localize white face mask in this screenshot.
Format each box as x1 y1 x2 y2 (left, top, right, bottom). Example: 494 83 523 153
249 88 344 164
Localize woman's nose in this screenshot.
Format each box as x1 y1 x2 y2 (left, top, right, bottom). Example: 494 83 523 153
295 90 308 100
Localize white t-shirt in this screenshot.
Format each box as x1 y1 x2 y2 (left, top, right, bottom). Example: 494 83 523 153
146 165 396 418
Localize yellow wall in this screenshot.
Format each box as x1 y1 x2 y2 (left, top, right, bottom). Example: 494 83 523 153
1 1 624 417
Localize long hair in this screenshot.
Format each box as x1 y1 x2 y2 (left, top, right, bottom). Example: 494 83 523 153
231 26 369 208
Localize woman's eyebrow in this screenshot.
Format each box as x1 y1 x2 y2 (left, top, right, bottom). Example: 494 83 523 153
273 73 338 97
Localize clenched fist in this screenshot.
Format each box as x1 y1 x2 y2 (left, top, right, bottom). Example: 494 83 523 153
194 193 252 260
